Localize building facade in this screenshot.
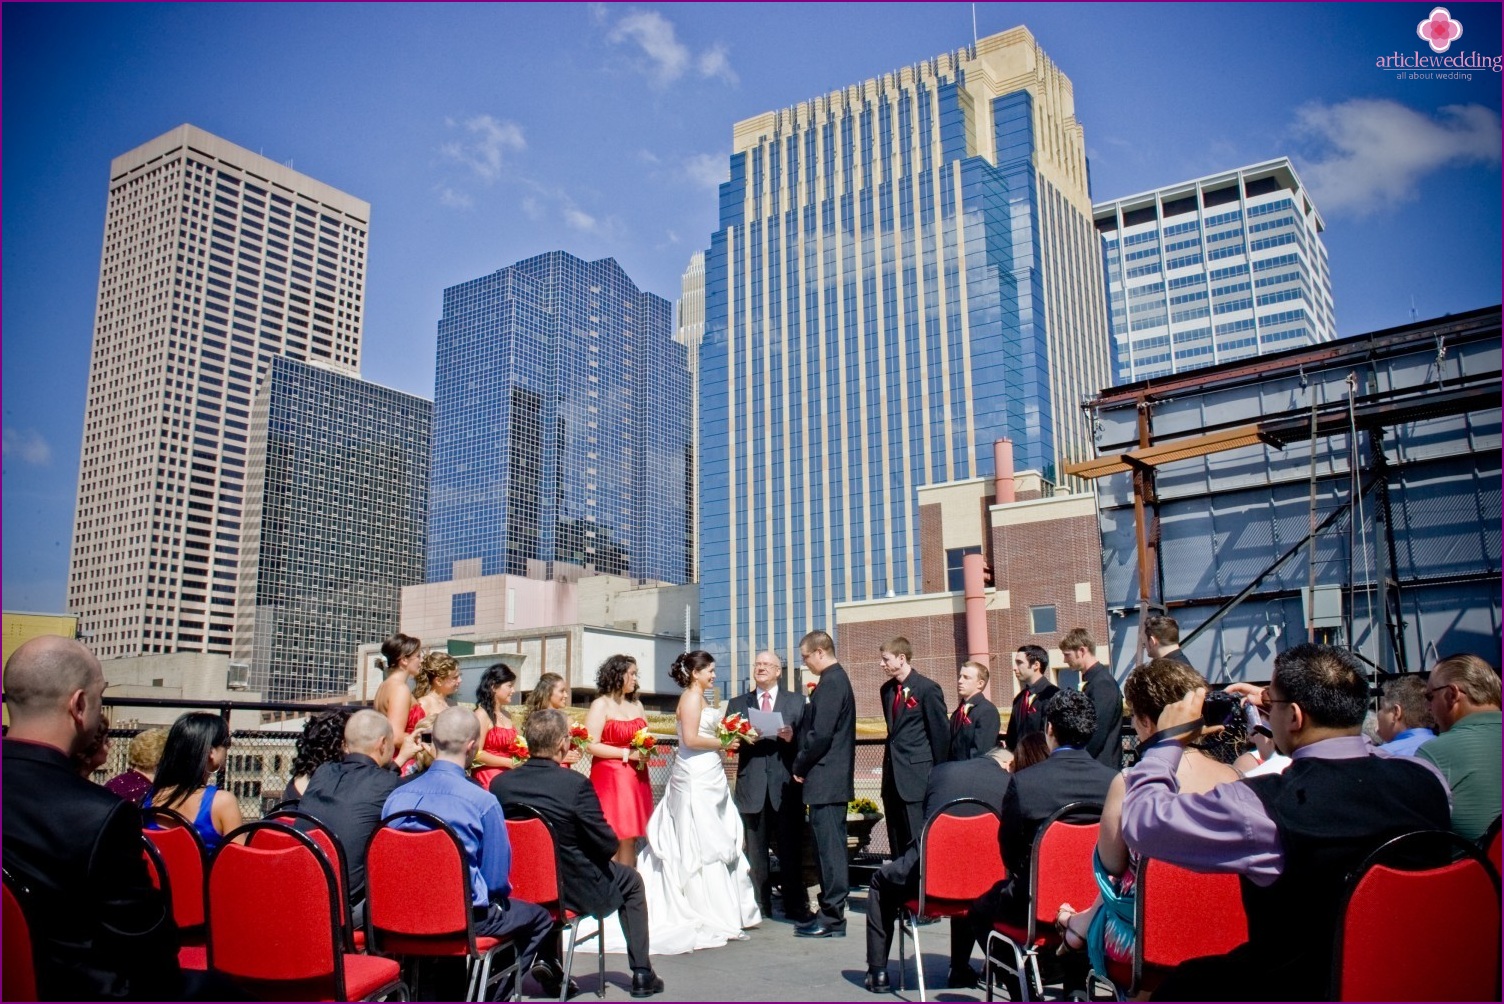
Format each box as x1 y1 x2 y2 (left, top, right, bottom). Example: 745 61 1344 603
427 251 691 587
700 27 1111 685
1094 158 1336 384
234 357 431 702
69 124 369 659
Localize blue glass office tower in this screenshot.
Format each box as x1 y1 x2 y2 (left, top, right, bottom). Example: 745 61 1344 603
700 27 1110 681
428 251 690 586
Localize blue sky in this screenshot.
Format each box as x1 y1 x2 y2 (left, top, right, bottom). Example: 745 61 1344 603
4 2 1500 612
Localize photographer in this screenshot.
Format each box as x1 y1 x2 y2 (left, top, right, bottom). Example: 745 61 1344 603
1118 644 1451 1001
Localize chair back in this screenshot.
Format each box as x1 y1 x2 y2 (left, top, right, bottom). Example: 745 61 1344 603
208 820 347 998
1335 830 1500 1002
1481 815 1502 877
1135 857 1248 987
365 810 480 953
1029 802 1102 939
505 805 563 910
916 798 1004 914
3 870 38 1002
254 808 356 947
142 807 208 932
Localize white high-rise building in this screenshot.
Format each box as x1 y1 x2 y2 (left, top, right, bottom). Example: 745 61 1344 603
1094 158 1336 383
69 124 370 659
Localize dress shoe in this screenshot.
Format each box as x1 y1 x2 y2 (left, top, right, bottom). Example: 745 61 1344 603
531 961 579 999
793 918 846 938
947 966 981 989
864 968 892 993
629 969 665 998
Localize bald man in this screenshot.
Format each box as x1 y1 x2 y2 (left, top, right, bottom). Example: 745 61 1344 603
2 636 183 1000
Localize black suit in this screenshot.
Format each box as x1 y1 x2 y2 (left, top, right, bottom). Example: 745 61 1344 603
492 758 651 972
1003 677 1058 752
967 748 1117 941
1080 664 1125 769
295 753 404 905
879 670 951 855
726 686 808 916
2 738 182 1001
948 693 1001 761
865 758 1012 972
792 662 856 926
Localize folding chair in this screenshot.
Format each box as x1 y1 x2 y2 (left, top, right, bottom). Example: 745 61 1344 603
140 834 208 971
1334 829 1500 1002
505 803 607 999
259 807 362 950
209 820 405 1001
983 802 1101 1002
365 810 521 1002
142 807 209 943
893 798 1004 1001
3 868 38 1002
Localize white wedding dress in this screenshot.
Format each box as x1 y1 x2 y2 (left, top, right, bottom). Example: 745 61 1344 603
591 705 762 955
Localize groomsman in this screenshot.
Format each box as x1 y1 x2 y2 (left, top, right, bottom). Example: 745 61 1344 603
726 650 811 921
1004 644 1058 752
949 660 1002 760
878 637 950 856
792 630 856 938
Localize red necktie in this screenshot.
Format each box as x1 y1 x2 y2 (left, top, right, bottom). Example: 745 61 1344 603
892 686 902 718
1024 690 1034 713
761 692 772 713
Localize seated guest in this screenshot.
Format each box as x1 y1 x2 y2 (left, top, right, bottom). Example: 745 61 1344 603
492 709 666 998
1418 653 1501 841
1120 643 1451 1001
1010 732 1049 773
296 709 405 922
3 636 183 1000
949 661 1001 761
381 708 554 996
1375 675 1436 757
145 712 243 852
1054 660 1239 978
864 745 1013 993
105 727 167 806
282 708 352 802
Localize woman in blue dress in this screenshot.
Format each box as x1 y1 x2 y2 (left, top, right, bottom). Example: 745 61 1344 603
145 712 242 851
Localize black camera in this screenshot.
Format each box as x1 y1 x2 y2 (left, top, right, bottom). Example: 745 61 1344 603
417 730 433 744
1201 690 1241 728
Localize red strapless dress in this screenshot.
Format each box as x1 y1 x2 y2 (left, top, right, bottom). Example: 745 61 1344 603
590 717 654 840
397 703 429 773
473 725 518 790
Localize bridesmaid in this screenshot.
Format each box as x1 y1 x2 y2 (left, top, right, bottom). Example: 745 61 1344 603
374 633 423 766
401 651 462 773
472 664 522 789
584 655 654 867
525 672 581 765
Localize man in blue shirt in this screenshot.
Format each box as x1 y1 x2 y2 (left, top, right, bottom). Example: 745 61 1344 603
1375 674 1436 757
381 707 554 994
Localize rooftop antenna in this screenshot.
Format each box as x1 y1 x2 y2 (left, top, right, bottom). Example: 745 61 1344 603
1409 295 1418 322
972 3 979 45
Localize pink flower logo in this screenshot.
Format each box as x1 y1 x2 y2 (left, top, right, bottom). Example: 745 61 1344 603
1416 7 1463 53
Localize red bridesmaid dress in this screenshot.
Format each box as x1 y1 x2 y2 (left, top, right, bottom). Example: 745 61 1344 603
590 717 654 840
473 725 518 790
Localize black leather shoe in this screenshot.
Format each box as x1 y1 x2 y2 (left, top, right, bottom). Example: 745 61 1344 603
531 961 579 999
793 919 846 938
629 970 664 998
864 968 892 993
947 966 981 989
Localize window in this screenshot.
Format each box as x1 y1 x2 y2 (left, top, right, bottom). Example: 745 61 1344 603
451 591 476 628
1029 604 1058 635
945 546 981 592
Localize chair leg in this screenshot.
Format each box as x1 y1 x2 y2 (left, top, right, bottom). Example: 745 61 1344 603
984 932 1029 1003
912 919 927 1003
897 913 908 992
562 924 579 1002
595 926 606 999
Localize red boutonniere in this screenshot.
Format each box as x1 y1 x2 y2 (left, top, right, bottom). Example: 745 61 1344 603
806 681 817 694
959 702 974 725
902 686 918 710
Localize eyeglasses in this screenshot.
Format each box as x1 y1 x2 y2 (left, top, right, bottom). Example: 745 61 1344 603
1259 687 1294 710
1424 683 1454 700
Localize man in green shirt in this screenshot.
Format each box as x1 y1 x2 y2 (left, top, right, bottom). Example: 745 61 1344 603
1418 653 1502 842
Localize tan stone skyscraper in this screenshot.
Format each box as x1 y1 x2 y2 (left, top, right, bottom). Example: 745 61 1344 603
69 125 369 659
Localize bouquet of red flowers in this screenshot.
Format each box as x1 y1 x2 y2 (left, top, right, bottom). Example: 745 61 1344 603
716 712 757 748
628 728 656 770
503 734 530 762
569 724 593 750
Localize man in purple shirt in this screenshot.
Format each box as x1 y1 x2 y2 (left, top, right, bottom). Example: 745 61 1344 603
1121 643 1451 1001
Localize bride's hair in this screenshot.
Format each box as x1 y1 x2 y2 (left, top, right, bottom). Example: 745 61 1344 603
669 650 714 689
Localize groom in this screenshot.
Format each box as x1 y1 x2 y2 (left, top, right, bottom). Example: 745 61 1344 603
791 630 856 938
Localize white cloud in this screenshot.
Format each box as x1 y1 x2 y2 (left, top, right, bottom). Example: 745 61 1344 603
3 428 51 466
437 186 473 209
1292 99 1501 217
564 207 601 233
697 43 738 85
603 8 736 89
440 114 526 183
682 151 729 189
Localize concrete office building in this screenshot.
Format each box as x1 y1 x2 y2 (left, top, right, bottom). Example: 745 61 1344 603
68 124 369 659
1094 158 1336 383
234 357 431 702
700 27 1111 684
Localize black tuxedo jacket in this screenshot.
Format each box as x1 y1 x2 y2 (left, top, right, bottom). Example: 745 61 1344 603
2 738 182 1000
948 692 1001 761
888 757 1012 882
1081 664 1125 768
998 747 1117 894
491 757 623 917
880 670 951 801
1003 678 1059 751
726 686 805 813
296 752 405 901
792 662 856 805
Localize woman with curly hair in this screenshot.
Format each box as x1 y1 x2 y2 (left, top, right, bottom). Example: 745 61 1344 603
374 632 423 766
472 664 522 790
145 712 243 852
400 650 462 774
524 672 582 765
282 708 353 801
584 654 654 866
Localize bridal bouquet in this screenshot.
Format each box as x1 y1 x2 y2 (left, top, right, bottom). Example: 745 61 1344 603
629 728 656 770
569 724 593 750
716 713 757 748
503 734 530 762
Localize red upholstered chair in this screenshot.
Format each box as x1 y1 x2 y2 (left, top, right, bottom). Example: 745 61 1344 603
209 820 404 1001
3 869 38 1002
1480 815 1502 877
505 804 607 1000
1334 829 1500 1002
140 835 208 971
894 798 1004 1001
365 810 520 1002
142 807 208 942
257 808 361 950
984 802 1101 1002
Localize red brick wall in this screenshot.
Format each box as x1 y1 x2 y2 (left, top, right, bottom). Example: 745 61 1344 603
837 615 1013 718
919 504 945 593
989 510 1110 660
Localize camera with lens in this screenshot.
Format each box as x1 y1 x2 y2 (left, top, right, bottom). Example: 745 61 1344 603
1201 690 1241 728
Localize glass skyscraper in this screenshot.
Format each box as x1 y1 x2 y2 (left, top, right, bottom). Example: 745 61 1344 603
1094 158 1336 383
700 27 1110 681
428 251 690 587
235 357 431 702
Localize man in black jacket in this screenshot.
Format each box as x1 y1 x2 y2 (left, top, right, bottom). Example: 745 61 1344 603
1004 644 1058 752
791 630 856 938
492 709 664 998
2 636 182 1001
949 660 1002 761
1061 628 1124 769
878 637 951 856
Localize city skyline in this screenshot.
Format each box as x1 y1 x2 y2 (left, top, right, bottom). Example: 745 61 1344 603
5 2 1502 613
